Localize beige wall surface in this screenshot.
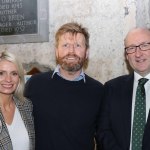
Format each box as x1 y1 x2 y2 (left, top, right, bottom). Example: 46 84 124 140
0 0 149 83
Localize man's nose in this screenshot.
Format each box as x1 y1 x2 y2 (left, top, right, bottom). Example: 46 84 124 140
135 47 143 56
68 44 75 52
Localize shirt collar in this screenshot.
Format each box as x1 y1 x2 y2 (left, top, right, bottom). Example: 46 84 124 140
134 72 150 83
52 65 86 83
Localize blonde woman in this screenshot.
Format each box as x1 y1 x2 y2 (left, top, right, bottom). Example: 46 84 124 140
0 51 35 150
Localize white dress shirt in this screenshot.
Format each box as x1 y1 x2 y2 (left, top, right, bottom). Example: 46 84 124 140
130 72 150 149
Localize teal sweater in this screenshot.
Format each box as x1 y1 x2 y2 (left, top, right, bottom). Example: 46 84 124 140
25 71 104 150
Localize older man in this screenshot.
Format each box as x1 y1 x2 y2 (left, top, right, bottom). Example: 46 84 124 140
100 27 150 150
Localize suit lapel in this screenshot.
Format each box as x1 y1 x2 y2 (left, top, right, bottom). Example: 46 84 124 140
120 74 134 148
13 97 28 128
142 109 150 150
14 97 35 150
0 108 13 149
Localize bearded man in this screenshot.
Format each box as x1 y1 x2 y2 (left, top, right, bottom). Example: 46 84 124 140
24 22 104 150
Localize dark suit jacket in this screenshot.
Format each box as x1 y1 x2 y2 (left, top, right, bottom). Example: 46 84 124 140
99 74 150 150
0 97 35 150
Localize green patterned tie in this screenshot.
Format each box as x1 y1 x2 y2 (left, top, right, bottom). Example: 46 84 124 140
132 78 148 150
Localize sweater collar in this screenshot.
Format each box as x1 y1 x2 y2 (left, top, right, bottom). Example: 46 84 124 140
52 65 86 83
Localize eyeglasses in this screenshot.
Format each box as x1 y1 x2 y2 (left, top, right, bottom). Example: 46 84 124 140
125 42 150 54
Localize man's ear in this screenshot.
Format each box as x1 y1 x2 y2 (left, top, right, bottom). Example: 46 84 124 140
126 53 129 60
55 48 58 57
86 49 89 59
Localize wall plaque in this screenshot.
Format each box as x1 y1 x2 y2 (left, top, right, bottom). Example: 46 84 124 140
0 0 49 44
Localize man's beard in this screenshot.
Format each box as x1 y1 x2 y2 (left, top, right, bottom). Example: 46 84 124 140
56 54 86 72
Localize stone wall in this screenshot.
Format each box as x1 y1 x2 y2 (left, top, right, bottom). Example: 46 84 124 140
0 0 149 83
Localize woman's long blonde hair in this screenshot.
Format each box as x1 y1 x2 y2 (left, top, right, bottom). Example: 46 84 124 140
0 51 25 101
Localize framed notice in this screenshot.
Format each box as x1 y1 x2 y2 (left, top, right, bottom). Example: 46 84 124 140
0 0 49 44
